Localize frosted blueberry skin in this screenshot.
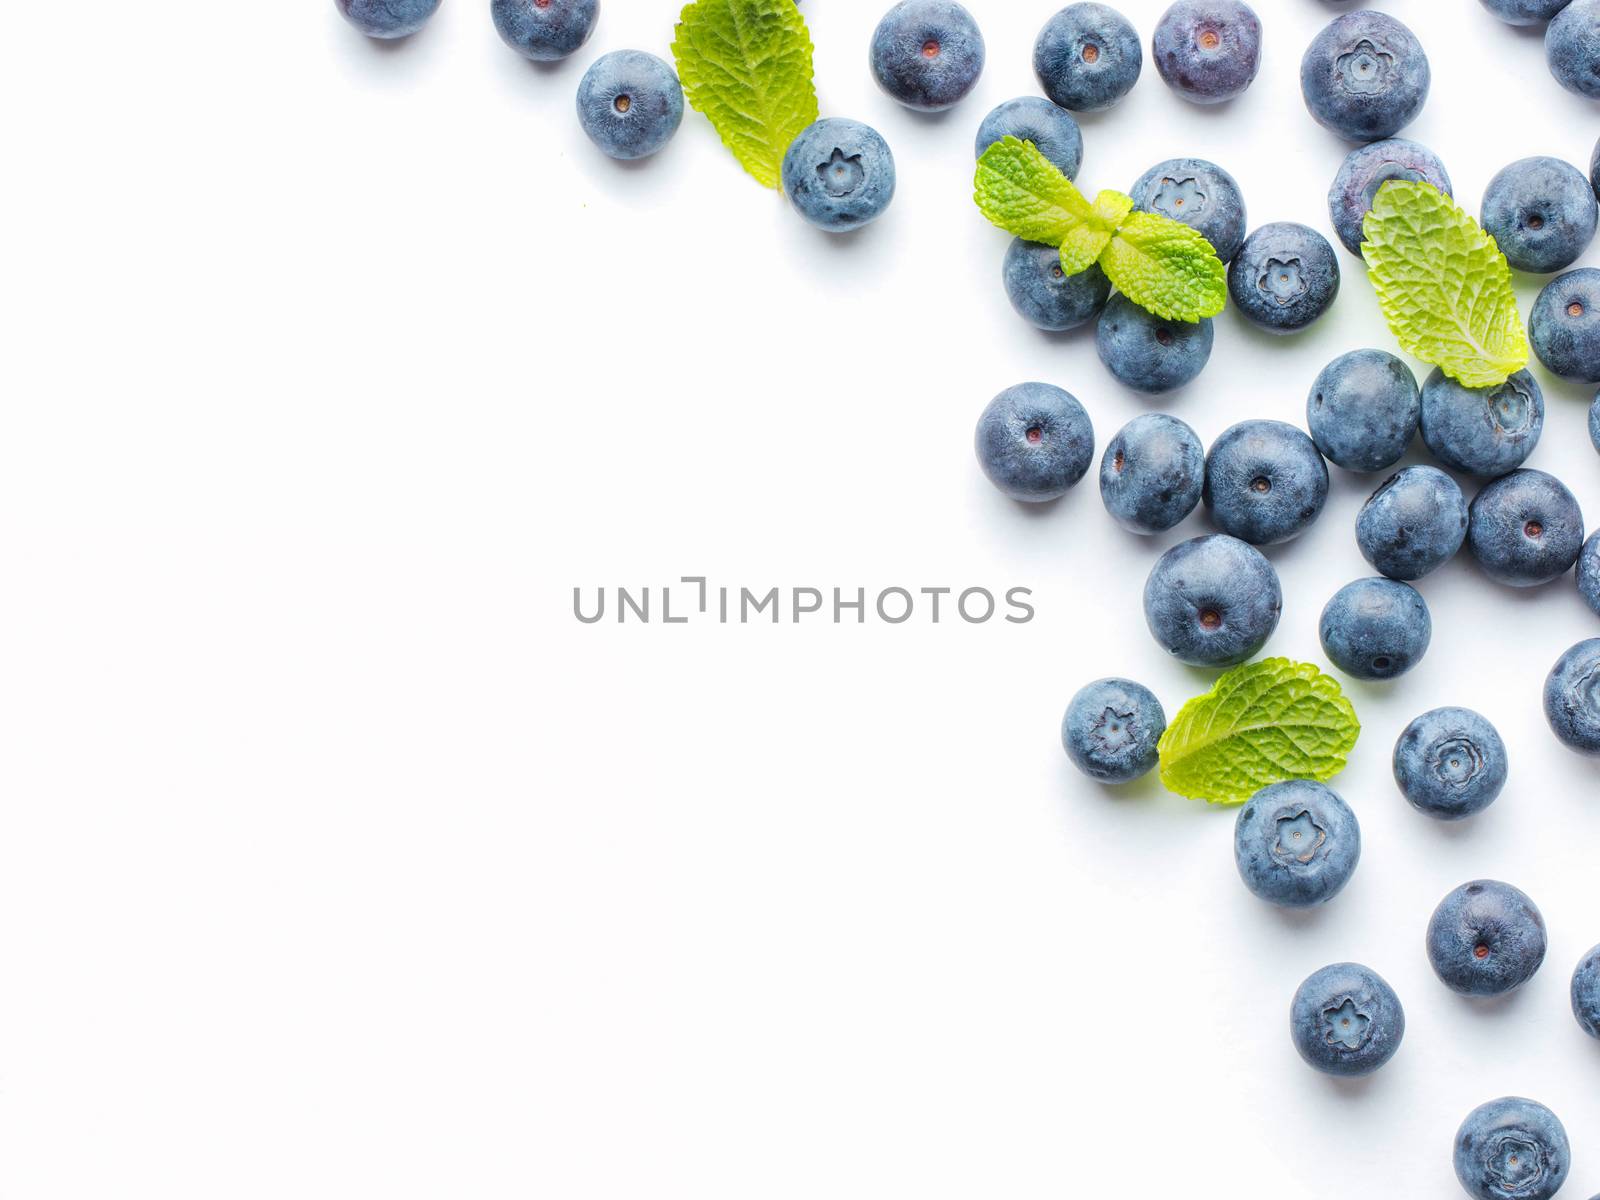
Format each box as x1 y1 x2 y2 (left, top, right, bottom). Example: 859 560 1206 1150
1327 140 1452 257
1545 638 1600 755
1228 223 1340 334
1151 0 1262 105
1095 294 1214 394
1357 466 1468 581
1290 962 1404 1077
1203 420 1329 546
1319 577 1431 681
1100 413 1205 535
974 383 1094 503
1454 1098 1570 1200
1393 707 1507 820
1592 392 1600 453
334 0 441 38
1003 241 1109 331
1481 157 1598 275
1061 678 1166 783
1301 11 1431 142
1130 157 1248 263
1548 0 1600 99
1034 3 1143 112
1419 368 1543 478
491 0 599 61
975 98 1083 179
1572 945 1600 1039
1480 0 1577 23
1593 135 1599 198
1307 349 1420 471
576 51 684 160
1235 782 1361 909
1468 469 1585 588
782 119 896 232
1357 472 1461 583
869 0 985 112
1428 881 1547 998
1143 534 1282 667
1529 268 1600 382
1579 531 1600 616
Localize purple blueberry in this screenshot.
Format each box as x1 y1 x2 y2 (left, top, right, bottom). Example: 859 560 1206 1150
975 97 1083 179
1228 223 1340 334
870 0 986 112
1356 466 1467 581
1301 11 1431 142
1151 0 1262 105
1307 349 1420 471
1327 139 1451 256
974 383 1094 502
1428 880 1547 998
1481 156 1598 275
1130 157 1248 262
1529 268 1600 382
1034 3 1143 113
1468 469 1585 587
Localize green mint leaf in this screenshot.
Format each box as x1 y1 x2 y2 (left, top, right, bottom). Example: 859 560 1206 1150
974 136 1091 244
1099 211 1227 322
1059 190 1133 273
671 0 819 190
1157 659 1361 806
1363 180 1528 389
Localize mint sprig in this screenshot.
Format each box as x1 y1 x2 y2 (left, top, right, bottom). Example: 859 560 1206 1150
672 0 818 190
975 137 1227 322
1362 180 1528 389
1157 659 1361 805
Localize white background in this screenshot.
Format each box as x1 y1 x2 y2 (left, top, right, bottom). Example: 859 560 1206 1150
4 0 1600 1196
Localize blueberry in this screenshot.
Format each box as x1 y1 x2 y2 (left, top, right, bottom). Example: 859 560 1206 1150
491 0 599 61
1151 0 1261 104
1593 134 1600 198
1529 268 1600 382
1203 420 1329 546
1301 11 1430 141
1307 349 1420 471
1548 0 1600 99
1095 294 1214 393
1544 638 1600 755
975 97 1083 179
1099 413 1205 534
1129 157 1248 263
1419 368 1543 478
1480 0 1577 23
1454 1099 1569 1200
1289 962 1404 1077
974 383 1095 502
869 0 985 112
1235 781 1361 909
781 119 896 232
575 51 684 160
1003 241 1109 331
1357 467 1468 581
1143 534 1282 667
1319 577 1431 681
1228 223 1340 334
1592 391 1600 453
1428 881 1548 998
1573 945 1600 1038
1468 469 1585 587
1393 708 1508 820
334 0 440 38
1580 531 1600 616
1061 678 1166 783
1034 3 1143 112
1481 157 1598 275
1327 139 1452 256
